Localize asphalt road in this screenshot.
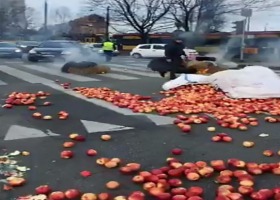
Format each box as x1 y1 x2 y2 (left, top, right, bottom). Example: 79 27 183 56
0 58 280 199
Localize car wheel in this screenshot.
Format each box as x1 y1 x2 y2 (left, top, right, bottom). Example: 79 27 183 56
132 53 142 59
28 57 38 62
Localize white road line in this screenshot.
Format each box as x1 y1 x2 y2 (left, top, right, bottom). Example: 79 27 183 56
22 64 100 82
98 73 139 80
129 63 149 67
111 68 160 78
0 65 53 83
0 79 7 85
106 63 147 71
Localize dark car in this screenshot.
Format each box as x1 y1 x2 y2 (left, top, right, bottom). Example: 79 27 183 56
0 42 22 58
27 40 91 62
16 41 40 53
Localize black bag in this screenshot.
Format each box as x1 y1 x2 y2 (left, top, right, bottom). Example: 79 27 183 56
147 57 173 72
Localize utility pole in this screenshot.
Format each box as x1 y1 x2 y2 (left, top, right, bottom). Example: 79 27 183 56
44 0 48 32
105 6 110 40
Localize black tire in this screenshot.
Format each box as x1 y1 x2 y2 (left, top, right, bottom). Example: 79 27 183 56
132 53 142 59
28 57 38 62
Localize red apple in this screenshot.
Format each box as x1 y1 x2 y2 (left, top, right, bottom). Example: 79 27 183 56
168 178 182 187
263 150 274 157
64 189 81 199
171 187 187 195
49 191 65 200
172 195 187 200
35 185 52 195
60 150 74 159
172 148 183 155
186 186 204 196
86 149 97 156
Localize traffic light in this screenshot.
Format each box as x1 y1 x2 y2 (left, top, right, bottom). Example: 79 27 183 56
232 20 245 34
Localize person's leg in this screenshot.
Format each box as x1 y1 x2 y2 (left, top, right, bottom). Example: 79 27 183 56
169 58 182 80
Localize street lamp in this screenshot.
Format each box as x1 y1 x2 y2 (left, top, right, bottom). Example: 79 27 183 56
44 0 48 32
105 6 110 40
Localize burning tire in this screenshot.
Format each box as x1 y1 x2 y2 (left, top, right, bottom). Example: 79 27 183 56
61 61 111 75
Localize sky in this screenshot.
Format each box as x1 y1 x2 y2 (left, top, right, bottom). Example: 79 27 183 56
26 0 280 32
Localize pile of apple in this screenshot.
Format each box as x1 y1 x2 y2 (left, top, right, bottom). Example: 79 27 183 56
2 91 69 120
73 85 280 130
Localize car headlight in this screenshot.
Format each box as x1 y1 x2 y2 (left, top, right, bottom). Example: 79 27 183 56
20 45 27 48
29 49 36 54
15 49 22 53
61 51 72 55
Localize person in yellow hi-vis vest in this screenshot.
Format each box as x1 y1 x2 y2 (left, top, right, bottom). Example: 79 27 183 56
102 40 116 62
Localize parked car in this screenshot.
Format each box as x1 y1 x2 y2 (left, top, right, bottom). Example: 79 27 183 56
130 44 198 59
28 40 91 62
16 41 40 53
87 43 119 56
0 42 22 58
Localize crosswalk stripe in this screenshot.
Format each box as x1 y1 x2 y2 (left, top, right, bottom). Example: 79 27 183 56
0 79 7 85
0 65 53 83
22 64 100 82
111 67 160 78
105 63 147 71
98 73 139 80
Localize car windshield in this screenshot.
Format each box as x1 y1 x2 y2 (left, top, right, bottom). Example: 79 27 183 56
18 41 39 46
0 43 17 47
38 41 80 48
93 44 102 48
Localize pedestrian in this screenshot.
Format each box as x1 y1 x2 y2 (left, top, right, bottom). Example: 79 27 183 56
102 39 116 62
163 37 189 80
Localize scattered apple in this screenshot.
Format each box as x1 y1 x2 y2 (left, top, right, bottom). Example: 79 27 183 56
64 189 81 199
172 148 183 155
43 115 52 120
81 193 98 200
35 185 52 195
63 142 75 148
28 106 37 110
263 150 274 157
86 149 97 156
101 134 111 141
98 193 111 200
105 161 118 168
60 150 74 159
32 112 42 118
43 101 52 106
49 191 65 200
207 127 216 132
243 141 255 148
6 177 26 187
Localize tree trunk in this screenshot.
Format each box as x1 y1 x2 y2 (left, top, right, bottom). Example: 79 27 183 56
183 13 190 32
140 32 149 43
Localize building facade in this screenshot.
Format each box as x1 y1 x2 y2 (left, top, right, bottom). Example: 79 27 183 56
68 14 106 42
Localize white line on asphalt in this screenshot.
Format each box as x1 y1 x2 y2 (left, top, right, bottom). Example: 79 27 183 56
0 65 53 83
106 63 147 70
98 72 139 80
22 64 100 82
111 67 160 78
129 63 149 67
0 79 7 85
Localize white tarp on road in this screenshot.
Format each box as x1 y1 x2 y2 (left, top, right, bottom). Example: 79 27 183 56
162 66 280 99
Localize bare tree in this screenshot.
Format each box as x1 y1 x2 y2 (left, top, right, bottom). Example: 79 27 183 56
25 7 39 29
169 0 280 33
86 0 175 42
52 6 72 24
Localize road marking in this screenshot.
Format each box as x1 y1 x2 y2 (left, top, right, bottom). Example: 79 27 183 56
98 72 139 80
0 79 7 85
4 125 59 140
81 120 134 133
129 63 149 67
0 65 53 83
111 68 160 78
22 64 100 82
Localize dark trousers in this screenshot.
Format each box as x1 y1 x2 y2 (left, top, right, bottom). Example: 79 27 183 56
169 58 182 79
103 50 113 62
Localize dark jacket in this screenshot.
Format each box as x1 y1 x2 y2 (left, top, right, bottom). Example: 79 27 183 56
164 41 186 59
